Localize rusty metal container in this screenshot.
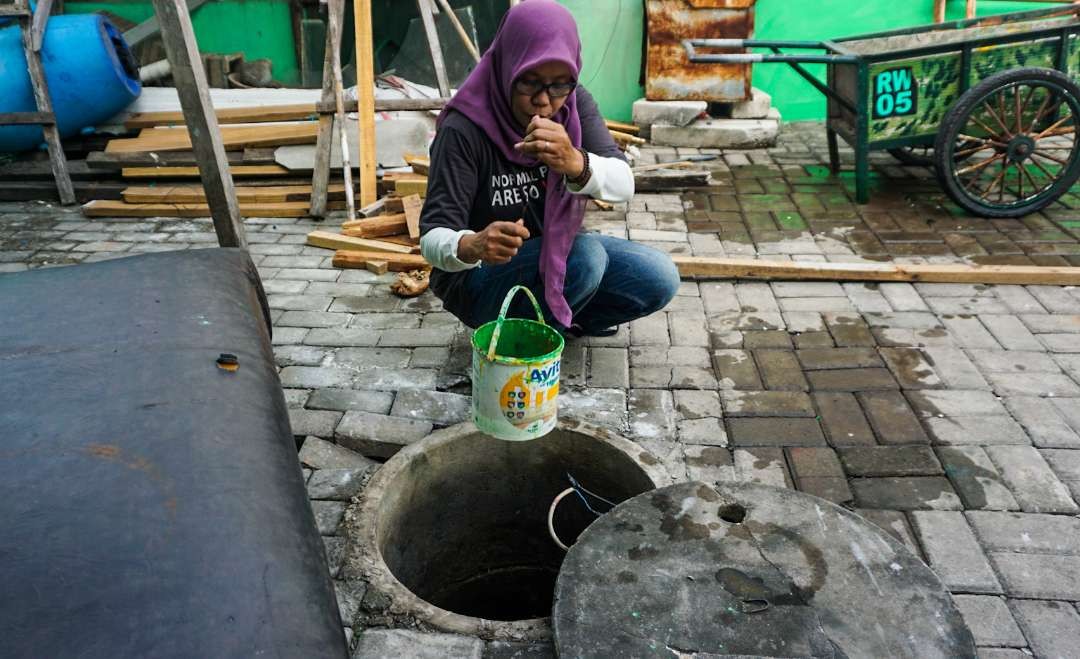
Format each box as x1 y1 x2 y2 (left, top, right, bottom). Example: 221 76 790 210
646 0 756 102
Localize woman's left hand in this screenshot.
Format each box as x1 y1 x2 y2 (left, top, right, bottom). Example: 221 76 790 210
514 116 585 178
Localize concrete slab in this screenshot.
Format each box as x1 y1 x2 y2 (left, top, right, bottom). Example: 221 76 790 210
631 99 707 131
553 481 975 658
651 109 781 149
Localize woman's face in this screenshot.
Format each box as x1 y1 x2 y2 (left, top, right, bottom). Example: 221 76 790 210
510 61 575 130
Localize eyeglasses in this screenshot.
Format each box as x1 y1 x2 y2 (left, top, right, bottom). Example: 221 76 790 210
513 78 577 98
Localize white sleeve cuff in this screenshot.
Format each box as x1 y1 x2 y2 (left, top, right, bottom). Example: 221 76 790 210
420 227 481 272
568 152 634 203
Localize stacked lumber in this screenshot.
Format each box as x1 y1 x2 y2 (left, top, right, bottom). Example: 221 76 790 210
306 188 431 274
59 103 635 216
75 111 339 217
56 103 632 218
105 123 319 154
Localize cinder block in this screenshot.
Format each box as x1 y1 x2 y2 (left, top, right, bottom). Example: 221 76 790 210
651 109 781 149
632 98 707 131
730 88 772 119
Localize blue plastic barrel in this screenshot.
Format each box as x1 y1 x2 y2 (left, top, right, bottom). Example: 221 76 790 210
0 14 141 153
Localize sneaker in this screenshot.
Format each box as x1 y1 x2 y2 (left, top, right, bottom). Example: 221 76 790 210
567 324 618 338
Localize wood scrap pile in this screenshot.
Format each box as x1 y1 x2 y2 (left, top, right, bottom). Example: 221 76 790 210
605 118 645 150
304 152 433 294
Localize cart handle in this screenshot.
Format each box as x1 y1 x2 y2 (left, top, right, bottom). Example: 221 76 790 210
683 39 860 65
681 40 859 114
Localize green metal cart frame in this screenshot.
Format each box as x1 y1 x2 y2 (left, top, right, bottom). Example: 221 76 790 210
684 5 1080 218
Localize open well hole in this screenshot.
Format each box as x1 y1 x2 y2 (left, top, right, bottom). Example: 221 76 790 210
719 503 747 524
371 427 658 622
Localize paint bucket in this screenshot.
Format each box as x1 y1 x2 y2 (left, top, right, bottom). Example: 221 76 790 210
471 286 564 441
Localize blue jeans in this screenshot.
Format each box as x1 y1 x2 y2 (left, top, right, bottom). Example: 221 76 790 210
460 233 680 334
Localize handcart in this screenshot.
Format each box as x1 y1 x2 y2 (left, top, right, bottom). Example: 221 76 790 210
684 5 1080 218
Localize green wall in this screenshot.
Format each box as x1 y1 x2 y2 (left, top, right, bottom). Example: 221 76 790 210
559 0 644 123
557 0 1058 123
63 0 1060 120
754 1 1057 121
67 0 301 85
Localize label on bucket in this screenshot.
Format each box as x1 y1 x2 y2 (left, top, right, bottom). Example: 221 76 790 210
473 355 560 441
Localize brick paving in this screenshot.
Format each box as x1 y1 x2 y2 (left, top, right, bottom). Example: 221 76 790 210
3 121 1080 656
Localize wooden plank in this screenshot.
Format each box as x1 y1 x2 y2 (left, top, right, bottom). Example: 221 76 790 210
434 0 480 62
341 234 420 253
19 8 75 205
150 0 244 247
605 118 639 135
342 215 387 228
106 123 319 154
341 212 407 238
87 147 277 170
122 164 292 179
371 234 420 250
365 259 389 275
383 196 405 213
83 199 312 218
28 0 52 38
0 180 126 202
332 249 429 271
610 129 646 145
632 160 700 173
416 0 451 98
402 193 423 240
933 0 946 22
124 104 320 130
635 169 709 191
354 0 377 207
394 177 428 197
0 158 101 181
122 183 345 204
307 229 413 253
671 256 1080 286
404 153 430 175
0 111 53 125
357 197 386 217
317 98 448 113
380 171 424 182
124 0 210 46
309 2 338 219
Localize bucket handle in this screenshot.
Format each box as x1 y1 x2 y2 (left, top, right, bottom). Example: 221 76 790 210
486 285 546 361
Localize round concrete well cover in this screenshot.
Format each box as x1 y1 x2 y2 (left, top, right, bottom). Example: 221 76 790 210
553 481 975 658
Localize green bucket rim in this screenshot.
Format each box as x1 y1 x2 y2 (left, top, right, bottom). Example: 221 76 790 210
472 317 565 366
471 285 565 366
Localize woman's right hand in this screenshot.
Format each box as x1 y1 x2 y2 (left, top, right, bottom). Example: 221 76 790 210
457 219 531 265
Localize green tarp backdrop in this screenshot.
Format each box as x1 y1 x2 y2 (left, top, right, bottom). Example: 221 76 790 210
561 0 1059 122
63 0 1063 122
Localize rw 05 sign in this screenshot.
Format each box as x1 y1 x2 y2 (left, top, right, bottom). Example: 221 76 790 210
873 67 918 119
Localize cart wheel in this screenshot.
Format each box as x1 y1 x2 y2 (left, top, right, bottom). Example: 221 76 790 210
888 146 935 166
935 68 1080 218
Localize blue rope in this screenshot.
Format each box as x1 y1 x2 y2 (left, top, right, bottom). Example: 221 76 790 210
567 472 616 517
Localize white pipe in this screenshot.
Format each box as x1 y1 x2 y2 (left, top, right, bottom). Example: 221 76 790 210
547 487 575 551
139 59 172 83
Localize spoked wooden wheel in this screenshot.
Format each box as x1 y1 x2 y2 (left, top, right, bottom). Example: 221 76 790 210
935 68 1080 218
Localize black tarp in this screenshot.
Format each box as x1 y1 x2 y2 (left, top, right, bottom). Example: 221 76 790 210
0 249 346 658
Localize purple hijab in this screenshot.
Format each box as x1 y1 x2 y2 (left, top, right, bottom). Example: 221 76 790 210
437 0 587 327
